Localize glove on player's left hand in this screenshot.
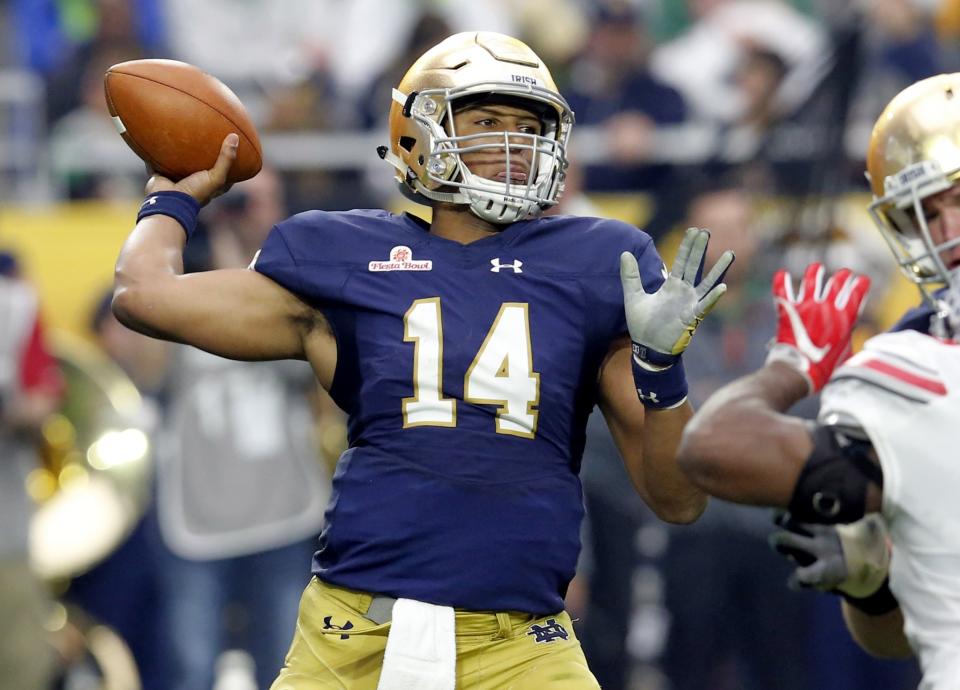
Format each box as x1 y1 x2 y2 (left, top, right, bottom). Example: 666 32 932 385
769 513 890 599
621 227 734 369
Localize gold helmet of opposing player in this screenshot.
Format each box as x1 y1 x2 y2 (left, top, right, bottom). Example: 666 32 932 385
379 32 574 225
867 73 960 333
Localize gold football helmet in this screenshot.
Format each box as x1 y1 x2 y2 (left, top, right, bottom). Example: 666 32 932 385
867 73 960 333
379 32 574 224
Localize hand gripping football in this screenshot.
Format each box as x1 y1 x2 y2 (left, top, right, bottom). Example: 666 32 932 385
104 59 262 183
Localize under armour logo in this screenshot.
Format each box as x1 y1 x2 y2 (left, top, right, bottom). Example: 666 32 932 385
491 258 523 273
636 389 660 404
322 616 354 640
527 618 569 644
140 196 157 209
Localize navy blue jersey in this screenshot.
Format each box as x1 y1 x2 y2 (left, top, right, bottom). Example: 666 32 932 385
253 209 666 614
888 299 936 335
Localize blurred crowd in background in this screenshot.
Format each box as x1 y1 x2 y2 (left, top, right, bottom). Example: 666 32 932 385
1 0 959 688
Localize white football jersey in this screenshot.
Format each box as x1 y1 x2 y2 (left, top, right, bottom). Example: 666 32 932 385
820 329 960 689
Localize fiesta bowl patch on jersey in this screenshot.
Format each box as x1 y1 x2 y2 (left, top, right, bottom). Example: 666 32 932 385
369 246 432 272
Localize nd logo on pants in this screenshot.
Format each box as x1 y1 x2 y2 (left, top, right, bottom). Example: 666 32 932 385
270 578 601 689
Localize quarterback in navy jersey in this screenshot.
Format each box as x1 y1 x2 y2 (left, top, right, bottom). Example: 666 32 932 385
112 32 732 690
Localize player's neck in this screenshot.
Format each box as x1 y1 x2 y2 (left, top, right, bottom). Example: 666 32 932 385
430 204 507 244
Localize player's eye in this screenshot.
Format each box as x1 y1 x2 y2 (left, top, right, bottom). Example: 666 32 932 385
905 205 937 226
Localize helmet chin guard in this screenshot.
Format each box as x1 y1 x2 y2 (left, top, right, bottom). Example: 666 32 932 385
381 32 574 225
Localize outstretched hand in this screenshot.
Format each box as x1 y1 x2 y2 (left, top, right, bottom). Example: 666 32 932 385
766 263 871 393
620 227 735 369
145 133 238 206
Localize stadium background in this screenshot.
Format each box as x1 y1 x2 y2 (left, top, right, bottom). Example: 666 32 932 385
2 0 957 688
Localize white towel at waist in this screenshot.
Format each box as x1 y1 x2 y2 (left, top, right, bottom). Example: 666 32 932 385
376 598 456 690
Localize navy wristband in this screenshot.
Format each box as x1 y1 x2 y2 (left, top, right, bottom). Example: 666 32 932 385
137 191 201 240
631 352 688 409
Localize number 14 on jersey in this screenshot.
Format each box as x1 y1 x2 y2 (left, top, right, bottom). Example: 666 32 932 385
403 297 540 438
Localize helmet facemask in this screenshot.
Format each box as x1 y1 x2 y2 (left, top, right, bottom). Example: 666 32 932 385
394 83 572 224
865 73 960 338
382 32 575 226
868 159 960 336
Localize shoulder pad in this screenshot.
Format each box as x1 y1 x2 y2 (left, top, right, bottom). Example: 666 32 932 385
829 331 947 404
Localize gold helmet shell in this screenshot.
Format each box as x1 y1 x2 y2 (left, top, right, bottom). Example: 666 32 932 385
380 32 574 224
867 74 960 201
866 73 960 334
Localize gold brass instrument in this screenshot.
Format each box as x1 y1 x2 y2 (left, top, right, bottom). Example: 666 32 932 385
24 329 153 690
26 330 152 581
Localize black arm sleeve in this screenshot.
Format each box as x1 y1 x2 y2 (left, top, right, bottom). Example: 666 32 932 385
787 424 884 524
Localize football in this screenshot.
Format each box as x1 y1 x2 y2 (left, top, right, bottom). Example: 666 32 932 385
104 59 262 183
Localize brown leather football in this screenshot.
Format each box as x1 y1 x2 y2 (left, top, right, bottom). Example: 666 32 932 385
104 59 262 183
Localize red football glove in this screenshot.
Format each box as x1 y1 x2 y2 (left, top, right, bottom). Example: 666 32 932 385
766 263 871 393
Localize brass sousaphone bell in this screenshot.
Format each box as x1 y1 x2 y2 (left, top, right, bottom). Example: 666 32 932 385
25 329 153 688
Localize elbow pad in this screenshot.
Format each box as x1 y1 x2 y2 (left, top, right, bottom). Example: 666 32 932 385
787 424 883 524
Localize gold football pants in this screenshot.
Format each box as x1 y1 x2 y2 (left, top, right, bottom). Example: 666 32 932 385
270 577 600 690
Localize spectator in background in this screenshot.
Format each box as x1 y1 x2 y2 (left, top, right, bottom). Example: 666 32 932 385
91 289 170 400
866 0 942 81
325 0 518 104
256 35 390 212
48 45 148 200
154 168 332 690
845 0 945 135
65 288 169 690
0 252 63 690
562 0 688 238
356 11 454 131
13 0 166 126
649 0 826 125
657 184 816 690
709 39 798 196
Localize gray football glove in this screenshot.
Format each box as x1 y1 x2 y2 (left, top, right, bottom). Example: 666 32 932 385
770 513 890 599
620 227 735 368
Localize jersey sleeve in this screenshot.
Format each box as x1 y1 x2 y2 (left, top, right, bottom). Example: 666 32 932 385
251 211 356 305
819 332 948 515
633 234 668 293
596 224 666 337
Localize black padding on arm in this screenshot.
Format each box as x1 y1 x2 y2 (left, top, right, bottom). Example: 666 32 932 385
787 424 883 524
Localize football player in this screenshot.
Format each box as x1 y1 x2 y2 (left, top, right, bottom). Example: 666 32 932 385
676 73 960 688
112 32 733 689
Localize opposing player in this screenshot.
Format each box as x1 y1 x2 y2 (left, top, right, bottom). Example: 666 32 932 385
111 32 733 689
676 73 960 688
